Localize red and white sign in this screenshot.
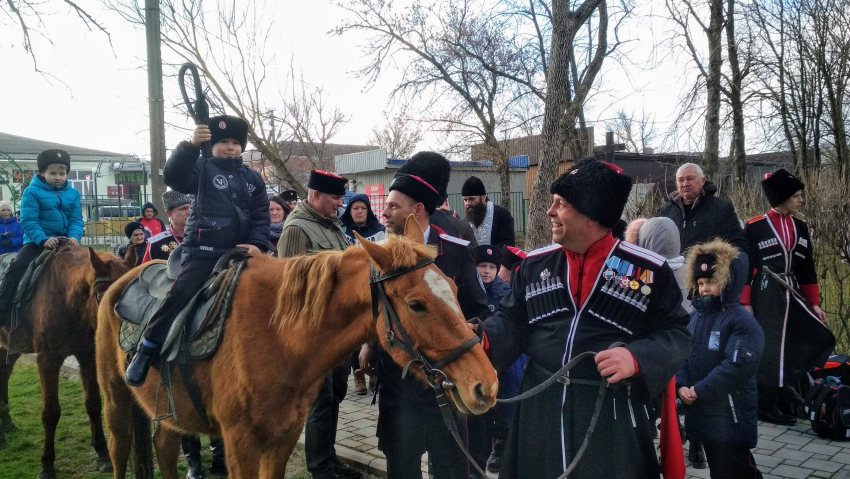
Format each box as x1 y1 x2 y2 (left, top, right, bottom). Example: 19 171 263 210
366 184 386 224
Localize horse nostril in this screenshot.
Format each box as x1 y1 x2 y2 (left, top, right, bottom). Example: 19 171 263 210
474 383 487 406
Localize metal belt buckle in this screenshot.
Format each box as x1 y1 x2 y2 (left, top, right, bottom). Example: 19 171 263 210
557 375 571 386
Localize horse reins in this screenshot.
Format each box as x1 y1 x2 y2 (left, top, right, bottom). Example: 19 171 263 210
370 260 628 479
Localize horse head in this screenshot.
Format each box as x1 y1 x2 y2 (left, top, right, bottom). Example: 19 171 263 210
88 248 133 305
356 216 498 415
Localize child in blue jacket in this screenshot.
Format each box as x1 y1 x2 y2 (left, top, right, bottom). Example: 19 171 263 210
676 239 765 479
0 149 84 314
0 202 24 255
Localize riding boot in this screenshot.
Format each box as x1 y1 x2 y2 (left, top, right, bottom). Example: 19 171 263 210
209 437 227 475
486 438 505 473
182 435 206 479
688 441 707 469
125 344 159 387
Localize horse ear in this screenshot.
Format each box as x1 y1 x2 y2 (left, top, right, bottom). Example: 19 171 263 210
403 214 424 244
89 247 109 275
357 233 393 272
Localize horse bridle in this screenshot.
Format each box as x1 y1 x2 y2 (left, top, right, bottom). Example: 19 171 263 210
369 257 480 387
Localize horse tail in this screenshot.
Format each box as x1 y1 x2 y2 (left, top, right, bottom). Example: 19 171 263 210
130 401 155 478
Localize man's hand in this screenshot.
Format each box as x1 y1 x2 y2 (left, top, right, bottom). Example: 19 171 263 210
236 244 261 257
595 347 637 384
678 386 698 405
359 343 374 375
814 305 827 323
742 305 754 315
68 238 79 247
43 237 59 248
190 124 212 148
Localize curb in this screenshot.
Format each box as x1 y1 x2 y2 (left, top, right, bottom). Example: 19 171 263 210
16 354 392 478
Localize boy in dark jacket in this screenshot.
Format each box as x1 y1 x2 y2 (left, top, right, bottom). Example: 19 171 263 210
125 115 270 387
676 239 764 479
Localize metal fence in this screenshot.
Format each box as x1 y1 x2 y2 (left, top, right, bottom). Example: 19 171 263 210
80 194 152 251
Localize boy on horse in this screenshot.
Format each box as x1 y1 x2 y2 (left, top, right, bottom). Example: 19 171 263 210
0 149 83 323
125 115 271 387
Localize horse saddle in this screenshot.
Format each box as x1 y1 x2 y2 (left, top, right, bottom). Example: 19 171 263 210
115 245 247 360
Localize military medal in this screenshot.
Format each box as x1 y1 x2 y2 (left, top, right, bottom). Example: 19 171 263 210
540 269 551 281
603 269 615 281
641 285 651 295
161 244 170 252
629 280 639 290
619 277 630 288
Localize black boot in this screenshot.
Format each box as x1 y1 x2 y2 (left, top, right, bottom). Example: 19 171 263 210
688 441 707 469
182 435 206 479
334 459 363 479
758 407 796 426
0 401 15 433
487 438 505 473
209 438 227 476
125 344 159 387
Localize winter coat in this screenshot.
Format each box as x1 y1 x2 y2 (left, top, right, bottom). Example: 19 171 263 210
483 275 511 312
340 194 387 244
659 181 748 254
20 175 84 246
137 202 166 236
115 242 146 266
0 216 24 254
676 240 764 448
163 141 270 262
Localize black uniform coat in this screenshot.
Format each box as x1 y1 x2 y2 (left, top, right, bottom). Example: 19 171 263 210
483 235 691 479
142 230 182 263
164 141 270 262
742 213 834 388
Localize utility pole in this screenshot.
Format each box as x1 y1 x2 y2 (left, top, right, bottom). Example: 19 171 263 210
145 0 167 219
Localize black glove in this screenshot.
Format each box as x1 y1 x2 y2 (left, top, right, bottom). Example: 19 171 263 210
1 239 12 249
1 232 13 238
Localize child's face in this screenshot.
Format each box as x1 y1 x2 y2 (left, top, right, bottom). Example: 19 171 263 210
0 208 11 219
42 164 68 187
697 278 722 297
212 138 243 159
477 262 498 284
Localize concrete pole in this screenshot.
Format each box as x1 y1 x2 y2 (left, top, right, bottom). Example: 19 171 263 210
145 0 167 220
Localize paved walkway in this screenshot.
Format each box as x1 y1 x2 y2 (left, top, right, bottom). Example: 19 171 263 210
23 355 850 478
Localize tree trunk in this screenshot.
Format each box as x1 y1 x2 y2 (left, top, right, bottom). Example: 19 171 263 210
725 0 747 183
526 0 605 250
703 0 723 178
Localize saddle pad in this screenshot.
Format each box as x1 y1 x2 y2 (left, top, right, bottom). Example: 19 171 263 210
116 262 238 360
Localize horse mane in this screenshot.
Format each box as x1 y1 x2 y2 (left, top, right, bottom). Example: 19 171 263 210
272 235 438 331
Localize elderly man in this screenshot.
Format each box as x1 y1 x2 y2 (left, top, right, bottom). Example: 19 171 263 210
278 170 360 479
142 190 192 263
361 172 490 479
660 163 748 253
461 176 515 249
482 158 691 479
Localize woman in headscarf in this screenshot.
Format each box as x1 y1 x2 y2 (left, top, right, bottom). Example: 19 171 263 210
627 217 689 312
115 221 147 266
268 194 292 254
340 194 386 244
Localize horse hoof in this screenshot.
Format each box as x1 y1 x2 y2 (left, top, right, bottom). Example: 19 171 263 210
97 458 114 473
36 469 57 479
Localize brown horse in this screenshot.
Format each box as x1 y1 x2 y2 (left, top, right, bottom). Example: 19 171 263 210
97 217 498 479
0 245 135 478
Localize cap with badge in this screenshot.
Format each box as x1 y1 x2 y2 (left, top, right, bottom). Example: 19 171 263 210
471 245 503 268
280 190 298 202
388 173 441 214
208 115 249 151
308 170 347 196
36 149 71 173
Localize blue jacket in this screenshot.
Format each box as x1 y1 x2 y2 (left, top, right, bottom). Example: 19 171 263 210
0 216 24 254
20 175 84 246
484 276 511 313
675 251 764 447
163 141 270 261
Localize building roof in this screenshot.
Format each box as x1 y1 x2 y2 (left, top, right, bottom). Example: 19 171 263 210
387 157 529 169
0 131 127 162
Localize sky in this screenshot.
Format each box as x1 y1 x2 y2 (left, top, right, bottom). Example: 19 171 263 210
0 0 699 159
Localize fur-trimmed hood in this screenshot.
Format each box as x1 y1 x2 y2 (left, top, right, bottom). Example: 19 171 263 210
685 239 742 305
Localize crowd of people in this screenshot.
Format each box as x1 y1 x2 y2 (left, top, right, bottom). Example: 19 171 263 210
0 112 835 479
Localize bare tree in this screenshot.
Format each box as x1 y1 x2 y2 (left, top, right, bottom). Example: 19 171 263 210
368 113 423 160
604 109 659 153
105 0 348 198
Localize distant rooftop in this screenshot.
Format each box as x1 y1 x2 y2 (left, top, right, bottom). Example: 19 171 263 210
0 131 127 162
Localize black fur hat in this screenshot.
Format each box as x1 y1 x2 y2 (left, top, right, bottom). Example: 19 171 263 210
209 115 249 151
471 244 503 268
308 170 347 196
280 190 298 202
125 221 145 239
761 169 805 207
398 151 452 204
462 176 487 197
36 149 71 173
550 158 632 229
389 173 441 214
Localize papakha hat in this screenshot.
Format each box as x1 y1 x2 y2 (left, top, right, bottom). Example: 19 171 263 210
209 115 249 152
550 158 632 229
308 170 347 196
36 149 71 173
761 169 805 207
388 173 441 214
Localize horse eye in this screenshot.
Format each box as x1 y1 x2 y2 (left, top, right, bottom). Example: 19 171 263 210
408 300 427 313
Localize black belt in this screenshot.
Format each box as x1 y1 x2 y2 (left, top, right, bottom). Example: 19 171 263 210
530 361 603 387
